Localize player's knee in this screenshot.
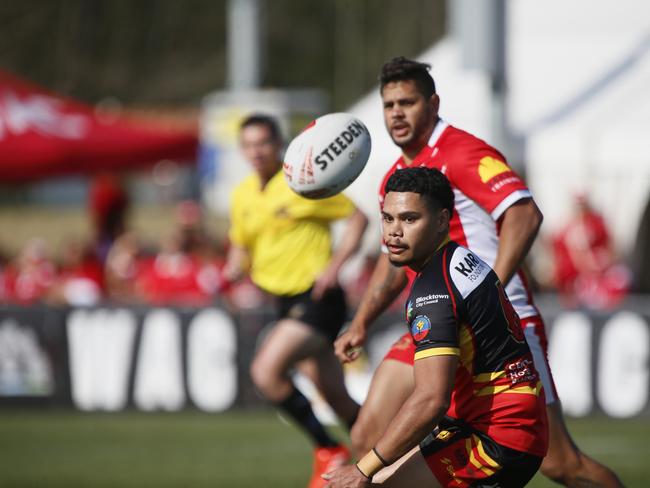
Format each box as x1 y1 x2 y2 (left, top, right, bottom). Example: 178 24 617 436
540 450 581 484
249 357 277 395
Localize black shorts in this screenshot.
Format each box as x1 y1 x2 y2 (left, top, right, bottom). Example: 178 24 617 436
276 285 347 343
419 417 542 488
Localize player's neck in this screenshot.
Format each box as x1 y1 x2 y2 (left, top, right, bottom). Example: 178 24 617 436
400 117 439 165
258 164 282 189
410 234 450 272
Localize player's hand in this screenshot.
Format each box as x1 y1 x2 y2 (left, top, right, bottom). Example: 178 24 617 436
322 464 371 488
311 265 339 301
334 323 366 363
223 262 244 283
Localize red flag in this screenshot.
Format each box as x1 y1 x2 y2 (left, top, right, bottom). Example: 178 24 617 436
0 71 198 182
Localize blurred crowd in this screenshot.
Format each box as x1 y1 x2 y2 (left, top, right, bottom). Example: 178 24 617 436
0 175 266 309
0 177 632 312
0 201 258 309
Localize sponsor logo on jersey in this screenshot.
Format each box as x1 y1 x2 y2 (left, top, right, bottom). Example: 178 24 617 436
478 156 522 193
488 174 521 193
450 248 490 298
415 293 450 307
505 357 537 385
454 252 486 282
406 300 414 322
478 156 510 183
411 315 432 341
435 429 454 441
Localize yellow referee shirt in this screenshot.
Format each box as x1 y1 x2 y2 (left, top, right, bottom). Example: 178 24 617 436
229 170 355 296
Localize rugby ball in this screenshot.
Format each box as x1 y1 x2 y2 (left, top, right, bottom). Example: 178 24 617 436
283 113 371 199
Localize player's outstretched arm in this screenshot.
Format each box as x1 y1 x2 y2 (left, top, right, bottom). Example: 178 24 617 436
372 354 457 466
323 354 457 487
312 208 369 300
334 253 408 363
493 198 543 286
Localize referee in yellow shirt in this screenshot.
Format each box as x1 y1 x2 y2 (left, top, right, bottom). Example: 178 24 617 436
224 114 368 488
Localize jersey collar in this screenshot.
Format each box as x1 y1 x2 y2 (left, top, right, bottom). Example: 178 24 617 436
435 234 451 253
395 119 449 170
257 168 283 191
427 118 449 148
411 118 449 167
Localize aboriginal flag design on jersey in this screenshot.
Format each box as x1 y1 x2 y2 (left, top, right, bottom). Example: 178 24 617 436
406 240 548 457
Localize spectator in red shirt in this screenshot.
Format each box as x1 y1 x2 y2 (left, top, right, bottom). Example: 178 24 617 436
552 193 631 309
3 239 57 304
138 200 229 306
52 239 104 306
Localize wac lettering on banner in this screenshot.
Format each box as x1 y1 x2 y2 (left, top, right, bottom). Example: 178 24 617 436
0 301 649 418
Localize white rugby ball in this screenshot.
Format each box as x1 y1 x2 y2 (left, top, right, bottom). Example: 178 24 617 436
283 112 371 199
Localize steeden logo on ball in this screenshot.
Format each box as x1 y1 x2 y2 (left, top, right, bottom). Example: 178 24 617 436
283 113 372 199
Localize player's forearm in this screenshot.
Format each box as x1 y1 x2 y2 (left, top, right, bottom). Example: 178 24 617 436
224 245 249 282
328 209 368 272
367 355 456 472
352 253 407 330
373 390 448 465
493 199 543 286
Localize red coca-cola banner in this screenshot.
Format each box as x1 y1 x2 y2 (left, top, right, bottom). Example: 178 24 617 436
0 71 197 182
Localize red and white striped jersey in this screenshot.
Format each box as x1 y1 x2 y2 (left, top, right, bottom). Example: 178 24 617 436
379 120 539 320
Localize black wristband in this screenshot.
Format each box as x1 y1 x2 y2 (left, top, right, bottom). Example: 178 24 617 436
355 463 371 480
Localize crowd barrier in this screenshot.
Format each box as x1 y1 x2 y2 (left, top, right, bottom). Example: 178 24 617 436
0 296 648 418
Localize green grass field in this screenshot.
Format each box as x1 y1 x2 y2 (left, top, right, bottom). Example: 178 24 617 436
0 409 647 487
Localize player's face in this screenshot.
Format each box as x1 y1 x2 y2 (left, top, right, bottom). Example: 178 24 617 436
381 80 438 151
382 191 449 270
239 124 282 177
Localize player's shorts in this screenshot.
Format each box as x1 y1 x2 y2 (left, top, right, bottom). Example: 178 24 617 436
522 315 559 405
276 285 347 343
420 417 542 488
382 315 560 405
382 332 416 365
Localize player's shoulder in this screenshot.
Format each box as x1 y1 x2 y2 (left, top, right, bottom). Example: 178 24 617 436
441 125 494 148
231 173 259 201
236 173 259 190
446 243 492 299
440 125 503 158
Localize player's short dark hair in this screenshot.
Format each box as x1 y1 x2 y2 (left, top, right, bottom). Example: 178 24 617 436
379 56 436 98
240 113 282 142
384 167 454 217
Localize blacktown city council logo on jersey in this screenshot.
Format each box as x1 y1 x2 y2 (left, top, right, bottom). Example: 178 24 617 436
411 315 432 341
